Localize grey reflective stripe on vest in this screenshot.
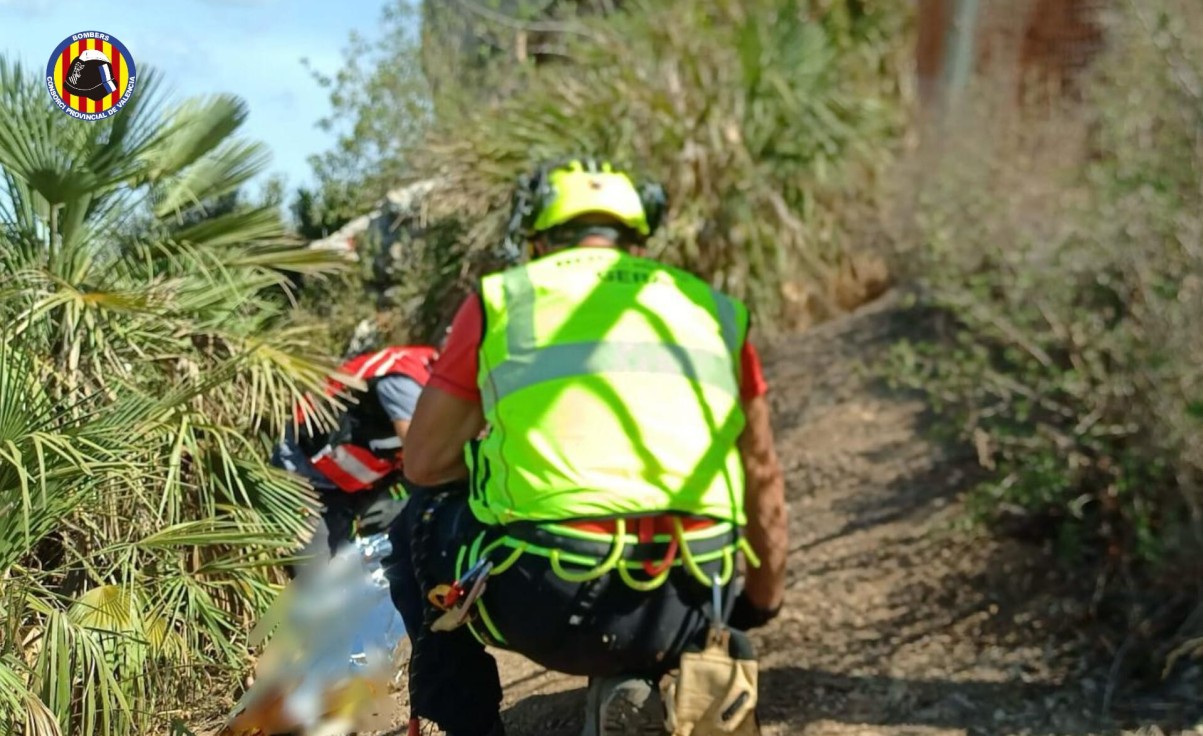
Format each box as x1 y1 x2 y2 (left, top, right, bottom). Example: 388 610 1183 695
482 266 743 410
710 288 741 354
485 341 740 408
501 265 743 354
503 266 538 352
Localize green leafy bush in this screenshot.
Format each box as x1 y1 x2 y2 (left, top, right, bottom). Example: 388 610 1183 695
887 0 1203 672
400 0 909 337
0 58 347 735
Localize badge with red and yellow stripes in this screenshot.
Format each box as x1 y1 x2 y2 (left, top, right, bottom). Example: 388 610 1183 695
45 31 136 121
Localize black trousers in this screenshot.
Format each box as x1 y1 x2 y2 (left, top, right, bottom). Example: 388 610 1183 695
384 488 733 736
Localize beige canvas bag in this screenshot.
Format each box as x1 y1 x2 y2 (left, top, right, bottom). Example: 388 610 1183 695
661 626 760 736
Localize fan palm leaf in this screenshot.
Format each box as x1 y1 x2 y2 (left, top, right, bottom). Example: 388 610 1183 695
0 52 348 736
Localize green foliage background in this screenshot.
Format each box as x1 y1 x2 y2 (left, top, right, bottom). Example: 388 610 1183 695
313 0 909 345
0 59 349 734
8 0 1203 730
885 0 1203 679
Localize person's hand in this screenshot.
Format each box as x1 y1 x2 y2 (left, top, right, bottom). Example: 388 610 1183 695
727 591 781 631
357 495 407 536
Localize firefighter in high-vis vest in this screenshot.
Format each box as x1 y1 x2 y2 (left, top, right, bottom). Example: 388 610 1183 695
272 345 438 558
386 159 788 736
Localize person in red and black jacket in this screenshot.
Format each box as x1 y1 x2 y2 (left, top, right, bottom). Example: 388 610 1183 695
271 345 437 560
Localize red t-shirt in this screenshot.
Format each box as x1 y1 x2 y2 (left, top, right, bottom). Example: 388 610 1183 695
430 294 769 402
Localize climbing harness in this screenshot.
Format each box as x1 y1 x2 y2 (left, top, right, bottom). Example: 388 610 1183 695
422 512 760 649
403 507 763 735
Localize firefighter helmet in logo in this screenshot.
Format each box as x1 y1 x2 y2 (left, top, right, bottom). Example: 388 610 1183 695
45 31 137 120
65 49 117 102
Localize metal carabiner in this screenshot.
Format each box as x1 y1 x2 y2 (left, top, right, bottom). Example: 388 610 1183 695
711 573 725 631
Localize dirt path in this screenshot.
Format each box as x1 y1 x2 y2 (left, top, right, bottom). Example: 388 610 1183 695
377 295 1194 736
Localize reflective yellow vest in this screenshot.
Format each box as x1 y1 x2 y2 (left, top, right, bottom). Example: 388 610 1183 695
465 247 749 527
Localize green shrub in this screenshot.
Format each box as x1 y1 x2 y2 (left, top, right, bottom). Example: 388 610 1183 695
399 0 910 337
0 57 347 735
887 0 1203 672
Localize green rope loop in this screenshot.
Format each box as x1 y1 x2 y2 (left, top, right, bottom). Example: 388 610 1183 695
488 541 527 576
617 558 672 591
675 517 737 586
549 518 626 582
738 537 761 568
676 517 710 585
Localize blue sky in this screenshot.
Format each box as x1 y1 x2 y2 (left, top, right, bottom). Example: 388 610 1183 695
1 0 394 196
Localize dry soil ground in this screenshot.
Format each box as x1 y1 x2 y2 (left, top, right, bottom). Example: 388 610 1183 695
369 295 1200 736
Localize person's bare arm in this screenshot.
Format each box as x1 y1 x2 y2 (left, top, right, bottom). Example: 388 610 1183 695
739 393 788 611
402 386 485 486
392 419 411 443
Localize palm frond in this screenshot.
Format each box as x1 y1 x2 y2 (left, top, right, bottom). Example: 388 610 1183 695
225 241 353 275
0 52 347 735
153 139 271 219
139 95 252 185
0 653 62 736
171 206 287 249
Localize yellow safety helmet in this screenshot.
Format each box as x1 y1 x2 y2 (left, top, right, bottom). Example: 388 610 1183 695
501 158 667 260
533 159 651 235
